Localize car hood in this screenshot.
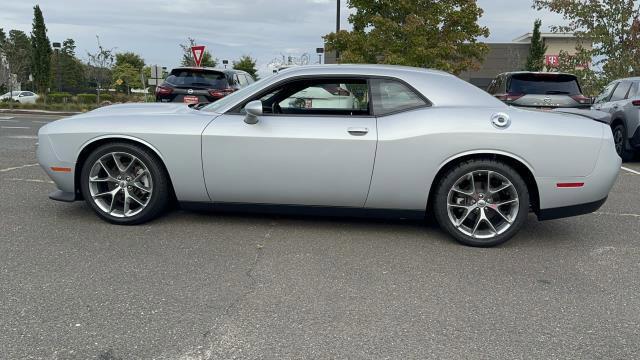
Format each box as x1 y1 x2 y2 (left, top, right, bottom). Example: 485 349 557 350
74 102 198 118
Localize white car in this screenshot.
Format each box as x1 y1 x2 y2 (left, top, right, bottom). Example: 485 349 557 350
0 91 39 104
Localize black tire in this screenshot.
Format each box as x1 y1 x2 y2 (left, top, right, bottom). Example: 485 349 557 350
612 124 634 161
80 142 170 225
433 159 530 247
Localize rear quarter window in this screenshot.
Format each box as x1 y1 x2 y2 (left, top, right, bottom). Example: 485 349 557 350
371 78 429 116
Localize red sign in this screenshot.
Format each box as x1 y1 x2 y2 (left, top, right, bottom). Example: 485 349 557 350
191 45 206 67
545 55 559 67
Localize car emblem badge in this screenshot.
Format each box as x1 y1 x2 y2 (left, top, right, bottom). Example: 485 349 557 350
187 89 194 95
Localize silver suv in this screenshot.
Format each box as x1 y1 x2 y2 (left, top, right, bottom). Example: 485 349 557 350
592 78 640 160
487 72 592 109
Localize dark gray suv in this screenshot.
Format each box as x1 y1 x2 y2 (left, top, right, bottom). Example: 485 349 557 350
592 78 640 160
487 72 592 109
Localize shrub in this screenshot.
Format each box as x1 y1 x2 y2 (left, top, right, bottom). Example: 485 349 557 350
48 92 73 104
77 93 97 104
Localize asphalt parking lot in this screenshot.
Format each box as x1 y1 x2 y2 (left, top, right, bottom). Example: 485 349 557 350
1 113 639 359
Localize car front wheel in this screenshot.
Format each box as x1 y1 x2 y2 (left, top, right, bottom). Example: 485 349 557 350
433 159 530 247
612 124 633 161
80 142 170 224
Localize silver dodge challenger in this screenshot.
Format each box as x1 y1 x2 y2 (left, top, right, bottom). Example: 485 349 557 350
38 65 621 246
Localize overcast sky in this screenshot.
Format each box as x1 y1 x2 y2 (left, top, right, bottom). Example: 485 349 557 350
0 0 566 76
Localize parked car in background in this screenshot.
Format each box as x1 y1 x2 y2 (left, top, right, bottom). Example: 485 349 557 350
487 72 592 109
0 91 39 104
592 78 640 160
155 67 254 104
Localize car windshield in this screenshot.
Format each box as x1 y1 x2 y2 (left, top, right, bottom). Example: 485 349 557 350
508 73 581 95
165 69 229 88
201 76 271 113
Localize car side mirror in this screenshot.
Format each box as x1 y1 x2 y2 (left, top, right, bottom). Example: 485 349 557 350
244 100 262 124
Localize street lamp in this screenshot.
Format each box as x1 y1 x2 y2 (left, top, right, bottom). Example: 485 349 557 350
335 0 340 61
52 42 61 92
222 60 228 69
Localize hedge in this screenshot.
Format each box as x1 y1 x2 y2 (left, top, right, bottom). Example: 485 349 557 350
76 93 97 104
48 92 73 104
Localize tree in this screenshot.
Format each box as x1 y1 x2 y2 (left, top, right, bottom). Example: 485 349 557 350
525 20 548 71
323 0 490 75
232 55 259 79
31 5 52 94
87 35 115 103
179 38 217 67
115 51 145 71
50 38 87 93
533 0 640 85
3 30 32 86
112 62 141 93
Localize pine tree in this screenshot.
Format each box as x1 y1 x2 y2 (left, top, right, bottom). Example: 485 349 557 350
525 20 548 72
31 5 52 94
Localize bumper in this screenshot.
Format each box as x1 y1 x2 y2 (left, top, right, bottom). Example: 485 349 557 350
537 197 607 221
49 190 77 202
631 126 640 149
536 124 621 215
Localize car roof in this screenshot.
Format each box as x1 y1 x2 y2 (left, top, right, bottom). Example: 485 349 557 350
497 71 578 78
171 66 248 75
275 64 454 79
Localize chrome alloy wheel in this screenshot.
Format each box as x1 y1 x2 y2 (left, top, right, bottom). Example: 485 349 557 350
88 152 153 217
446 170 519 239
613 127 625 157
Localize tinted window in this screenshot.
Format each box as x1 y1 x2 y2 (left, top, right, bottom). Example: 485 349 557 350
371 79 428 115
630 82 640 98
165 69 229 88
508 73 581 95
24 92 35 96
610 82 632 102
237 74 249 86
594 82 618 104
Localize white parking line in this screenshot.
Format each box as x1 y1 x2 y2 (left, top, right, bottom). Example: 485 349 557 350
1 126 30 129
6 135 38 139
621 166 640 175
0 119 18 122
595 211 640 218
6 178 54 184
0 116 15 120
32 121 51 124
0 163 39 172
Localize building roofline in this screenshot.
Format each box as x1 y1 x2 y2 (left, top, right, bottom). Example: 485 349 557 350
513 32 576 43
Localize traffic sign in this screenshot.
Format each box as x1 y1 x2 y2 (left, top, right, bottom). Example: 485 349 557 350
191 45 206 67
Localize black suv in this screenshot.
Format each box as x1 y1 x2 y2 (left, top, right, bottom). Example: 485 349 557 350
487 72 592 109
156 67 254 104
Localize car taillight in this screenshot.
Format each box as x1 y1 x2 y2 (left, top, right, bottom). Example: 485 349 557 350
632 100 640 107
155 85 172 96
495 93 524 102
208 88 235 98
571 95 592 105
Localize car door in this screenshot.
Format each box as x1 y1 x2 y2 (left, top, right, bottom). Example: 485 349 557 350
201 77 377 207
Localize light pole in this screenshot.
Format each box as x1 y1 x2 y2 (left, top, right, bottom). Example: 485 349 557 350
52 42 61 92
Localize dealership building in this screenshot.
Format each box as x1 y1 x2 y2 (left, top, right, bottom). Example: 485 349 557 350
459 32 592 89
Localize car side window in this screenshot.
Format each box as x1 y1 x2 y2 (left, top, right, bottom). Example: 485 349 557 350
370 78 429 116
238 78 370 116
277 80 369 115
610 82 631 102
594 82 618 104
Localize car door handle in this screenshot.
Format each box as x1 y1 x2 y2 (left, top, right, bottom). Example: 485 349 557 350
347 127 369 136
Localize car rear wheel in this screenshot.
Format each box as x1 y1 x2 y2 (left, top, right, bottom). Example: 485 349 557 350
612 124 633 161
80 142 170 225
433 159 529 247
